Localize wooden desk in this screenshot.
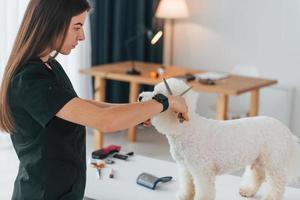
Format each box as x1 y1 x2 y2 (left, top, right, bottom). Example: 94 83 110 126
80 61 277 149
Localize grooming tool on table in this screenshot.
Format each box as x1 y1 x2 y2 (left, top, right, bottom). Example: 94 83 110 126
104 158 115 164
126 151 134 156
112 153 128 160
92 145 121 159
136 172 173 190
109 168 115 178
90 159 106 179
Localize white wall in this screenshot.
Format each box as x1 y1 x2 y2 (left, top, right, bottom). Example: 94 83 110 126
172 0 300 136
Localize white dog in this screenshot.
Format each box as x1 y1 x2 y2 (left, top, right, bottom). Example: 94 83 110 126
138 78 300 200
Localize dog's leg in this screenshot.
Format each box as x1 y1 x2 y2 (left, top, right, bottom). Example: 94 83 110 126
192 171 215 200
176 166 195 200
239 164 265 198
262 169 286 200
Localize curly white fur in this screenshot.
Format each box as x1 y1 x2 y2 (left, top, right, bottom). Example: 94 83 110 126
139 78 300 200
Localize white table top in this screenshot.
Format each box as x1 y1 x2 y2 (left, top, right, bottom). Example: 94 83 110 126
84 155 300 200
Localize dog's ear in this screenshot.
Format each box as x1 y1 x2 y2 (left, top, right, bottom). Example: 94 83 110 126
137 91 153 102
138 96 143 102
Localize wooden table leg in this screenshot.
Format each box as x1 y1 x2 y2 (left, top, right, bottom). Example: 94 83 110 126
217 94 228 120
128 82 139 142
94 77 106 149
249 89 259 117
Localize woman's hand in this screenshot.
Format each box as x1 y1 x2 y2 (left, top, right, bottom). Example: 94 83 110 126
142 95 189 127
143 119 152 127
168 96 189 122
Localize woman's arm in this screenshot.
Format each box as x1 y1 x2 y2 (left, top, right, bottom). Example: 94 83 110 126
56 98 162 133
56 97 188 133
85 100 125 108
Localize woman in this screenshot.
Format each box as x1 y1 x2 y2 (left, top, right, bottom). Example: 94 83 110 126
0 0 189 199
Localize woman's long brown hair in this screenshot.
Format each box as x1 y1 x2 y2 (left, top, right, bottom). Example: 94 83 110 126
0 0 90 133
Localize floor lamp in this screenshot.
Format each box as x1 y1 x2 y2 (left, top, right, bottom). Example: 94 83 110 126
155 0 189 66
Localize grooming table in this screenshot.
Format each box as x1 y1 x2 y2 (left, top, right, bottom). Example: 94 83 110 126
85 155 300 200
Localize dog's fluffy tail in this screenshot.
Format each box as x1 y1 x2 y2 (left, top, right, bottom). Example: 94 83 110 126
287 135 300 183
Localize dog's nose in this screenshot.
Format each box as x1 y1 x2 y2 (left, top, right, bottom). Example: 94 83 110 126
138 96 143 102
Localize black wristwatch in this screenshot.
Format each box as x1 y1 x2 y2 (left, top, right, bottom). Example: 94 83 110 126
152 93 169 113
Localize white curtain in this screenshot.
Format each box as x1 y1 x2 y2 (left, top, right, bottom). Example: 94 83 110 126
0 0 92 147
0 0 29 148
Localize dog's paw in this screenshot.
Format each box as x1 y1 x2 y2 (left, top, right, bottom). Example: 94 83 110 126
239 186 257 198
176 192 193 200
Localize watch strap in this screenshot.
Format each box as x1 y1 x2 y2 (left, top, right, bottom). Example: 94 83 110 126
152 94 169 113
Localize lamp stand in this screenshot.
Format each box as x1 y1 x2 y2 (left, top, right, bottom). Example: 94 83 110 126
126 60 141 75
163 19 175 66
